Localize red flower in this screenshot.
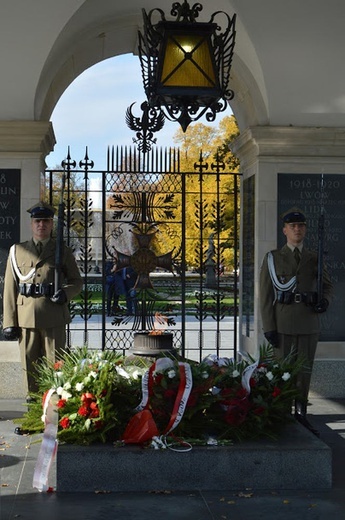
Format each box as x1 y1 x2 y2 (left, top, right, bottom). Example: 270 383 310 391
89 407 100 418
236 387 248 399
187 391 198 408
81 392 95 402
59 417 70 429
253 406 265 415
57 399 67 409
99 389 107 398
54 360 64 370
164 389 176 399
78 405 90 417
224 398 250 426
220 388 233 398
272 387 281 398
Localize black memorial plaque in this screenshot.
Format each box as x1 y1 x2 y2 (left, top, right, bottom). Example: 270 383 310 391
278 173 345 341
0 169 21 339
242 175 255 338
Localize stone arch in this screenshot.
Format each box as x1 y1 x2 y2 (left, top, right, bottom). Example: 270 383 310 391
34 9 268 133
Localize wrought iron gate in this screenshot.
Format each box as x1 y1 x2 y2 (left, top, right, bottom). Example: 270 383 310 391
46 146 240 361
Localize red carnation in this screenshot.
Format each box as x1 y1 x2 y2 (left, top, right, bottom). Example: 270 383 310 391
78 405 90 417
59 417 70 429
57 399 67 409
272 387 281 398
89 407 100 418
164 389 176 399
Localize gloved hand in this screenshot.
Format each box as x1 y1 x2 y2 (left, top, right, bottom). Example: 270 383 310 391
3 327 21 341
313 298 329 313
264 330 279 348
50 289 67 305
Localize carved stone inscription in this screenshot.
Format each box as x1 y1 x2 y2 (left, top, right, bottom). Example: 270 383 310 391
278 173 345 341
0 170 21 338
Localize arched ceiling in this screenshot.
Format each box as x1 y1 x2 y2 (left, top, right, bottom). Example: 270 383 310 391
1 0 345 132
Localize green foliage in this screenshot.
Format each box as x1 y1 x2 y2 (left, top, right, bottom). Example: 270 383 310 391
18 344 302 446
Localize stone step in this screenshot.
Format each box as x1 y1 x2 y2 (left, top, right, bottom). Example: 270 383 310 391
57 421 331 492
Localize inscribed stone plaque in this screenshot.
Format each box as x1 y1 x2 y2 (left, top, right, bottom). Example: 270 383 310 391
0 170 21 338
242 175 255 338
278 173 345 341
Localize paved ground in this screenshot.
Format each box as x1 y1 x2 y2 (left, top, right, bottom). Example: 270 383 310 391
1 397 345 519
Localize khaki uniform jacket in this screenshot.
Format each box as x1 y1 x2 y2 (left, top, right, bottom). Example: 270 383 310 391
3 238 83 329
259 244 333 335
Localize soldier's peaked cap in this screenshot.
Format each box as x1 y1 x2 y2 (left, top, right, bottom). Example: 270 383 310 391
27 201 55 219
281 207 306 224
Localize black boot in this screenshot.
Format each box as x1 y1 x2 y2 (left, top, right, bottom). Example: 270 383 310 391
294 401 320 437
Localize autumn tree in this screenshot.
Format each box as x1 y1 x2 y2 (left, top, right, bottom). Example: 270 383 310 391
164 115 240 272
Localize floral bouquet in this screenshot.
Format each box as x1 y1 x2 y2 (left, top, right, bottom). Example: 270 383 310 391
122 345 303 444
19 348 146 445
18 345 303 445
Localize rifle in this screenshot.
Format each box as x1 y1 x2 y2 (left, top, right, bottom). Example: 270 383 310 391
54 171 66 293
317 174 325 304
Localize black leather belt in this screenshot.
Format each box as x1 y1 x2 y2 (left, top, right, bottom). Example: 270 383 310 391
19 282 55 297
276 290 318 305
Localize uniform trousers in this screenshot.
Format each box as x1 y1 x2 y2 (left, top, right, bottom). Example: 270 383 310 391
19 326 66 394
275 332 319 406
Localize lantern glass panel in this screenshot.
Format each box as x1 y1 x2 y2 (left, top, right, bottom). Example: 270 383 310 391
160 34 216 88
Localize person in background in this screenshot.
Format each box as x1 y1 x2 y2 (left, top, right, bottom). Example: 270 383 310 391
123 266 138 315
2 201 83 431
105 259 126 315
105 259 117 316
259 207 333 436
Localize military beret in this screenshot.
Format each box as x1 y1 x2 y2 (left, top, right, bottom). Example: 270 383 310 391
281 207 306 224
27 201 55 219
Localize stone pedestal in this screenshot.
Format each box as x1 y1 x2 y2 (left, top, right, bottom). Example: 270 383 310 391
57 421 331 492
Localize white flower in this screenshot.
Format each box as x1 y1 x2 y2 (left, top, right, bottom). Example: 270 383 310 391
266 371 274 381
55 371 63 378
56 386 64 396
63 382 71 390
116 366 130 379
282 372 291 381
167 369 176 379
61 389 72 400
75 382 84 392
131 369 141 380
89 371 98 379
257 366 267 373
232 370 240 378
211 386 221 395
201 371 209 379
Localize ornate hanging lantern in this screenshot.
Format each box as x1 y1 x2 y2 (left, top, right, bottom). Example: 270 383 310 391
138 0 236 132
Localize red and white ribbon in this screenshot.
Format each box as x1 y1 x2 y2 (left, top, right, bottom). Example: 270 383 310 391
33 389 59 492
241 360 259 394
135 359 193 449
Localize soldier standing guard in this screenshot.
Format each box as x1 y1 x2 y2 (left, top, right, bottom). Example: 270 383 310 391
259 207 333 436
2 202 82 432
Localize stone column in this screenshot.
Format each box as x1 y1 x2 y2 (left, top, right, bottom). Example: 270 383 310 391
0 120 56 240
0 120 55 397
231 126 345 397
